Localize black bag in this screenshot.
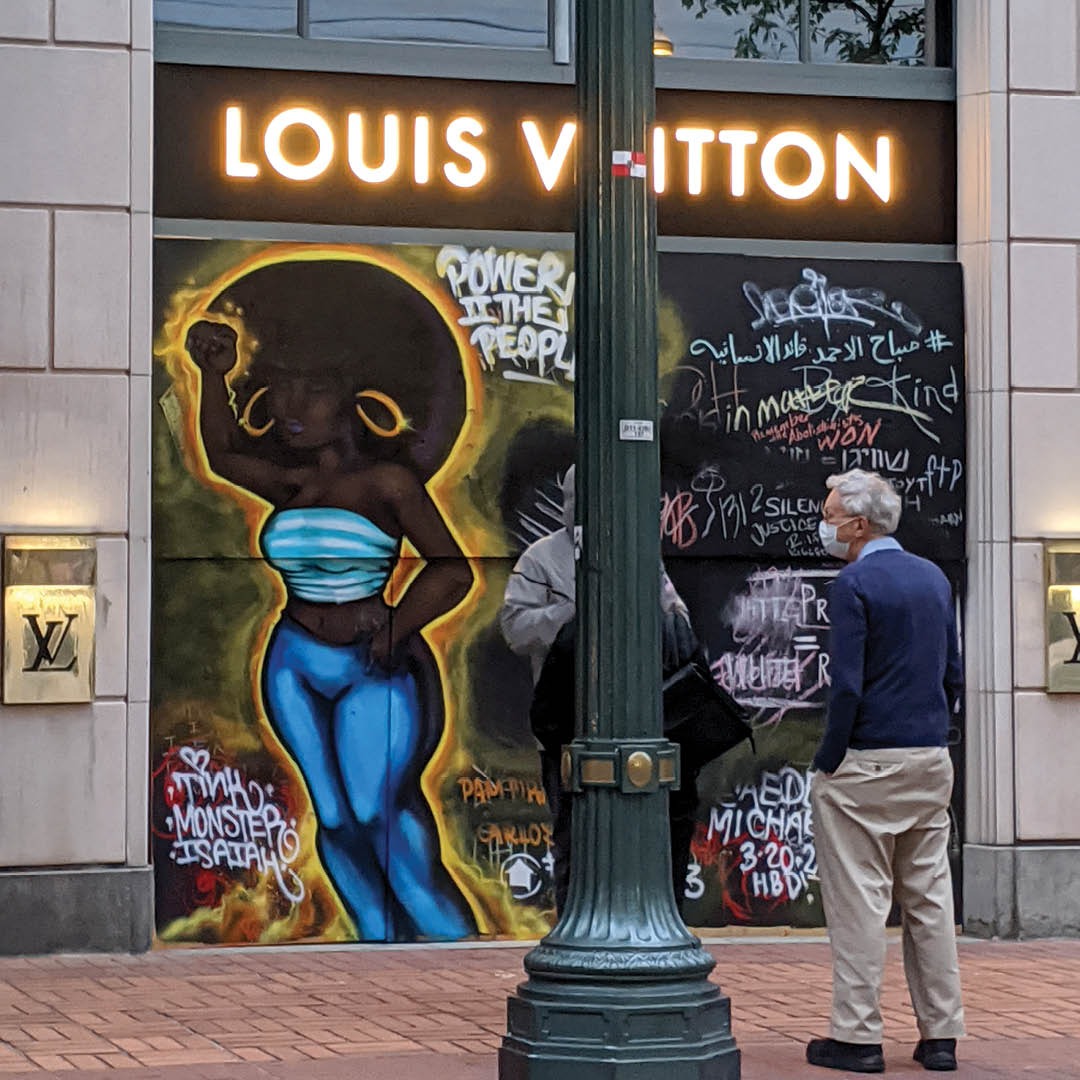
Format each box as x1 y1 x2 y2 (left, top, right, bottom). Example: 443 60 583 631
661 611 755 772
530 619 576 753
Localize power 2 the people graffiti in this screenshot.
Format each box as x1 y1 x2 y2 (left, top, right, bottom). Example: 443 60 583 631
150 243 964 942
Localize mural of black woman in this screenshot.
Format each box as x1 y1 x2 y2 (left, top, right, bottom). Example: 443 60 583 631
183 256 478 941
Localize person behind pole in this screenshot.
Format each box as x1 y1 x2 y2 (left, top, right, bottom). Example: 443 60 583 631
499 468 577 686
499 465 698 914
499 467 577 912
659 571 702 913
806 468 964 1075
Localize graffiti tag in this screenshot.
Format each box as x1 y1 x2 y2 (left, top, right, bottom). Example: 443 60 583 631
743 267 924 339
162 746 304 904
436 245 575 384
694 766 816 919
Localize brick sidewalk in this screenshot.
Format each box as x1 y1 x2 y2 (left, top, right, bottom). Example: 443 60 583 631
0 938 1076 1078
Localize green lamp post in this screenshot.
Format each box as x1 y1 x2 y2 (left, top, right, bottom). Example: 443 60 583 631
498 1 740 1076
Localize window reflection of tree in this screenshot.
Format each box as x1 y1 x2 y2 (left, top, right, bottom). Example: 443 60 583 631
679 0 927 66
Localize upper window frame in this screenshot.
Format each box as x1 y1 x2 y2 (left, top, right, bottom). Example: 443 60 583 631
154 0 955 101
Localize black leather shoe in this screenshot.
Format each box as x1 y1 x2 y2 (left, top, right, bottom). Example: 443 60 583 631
806 1037 885 1073
914 1038 957 1071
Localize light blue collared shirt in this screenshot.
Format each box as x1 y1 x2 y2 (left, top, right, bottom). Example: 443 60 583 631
857 536 903 561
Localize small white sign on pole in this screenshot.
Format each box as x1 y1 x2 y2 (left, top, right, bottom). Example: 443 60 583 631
618 419 654 442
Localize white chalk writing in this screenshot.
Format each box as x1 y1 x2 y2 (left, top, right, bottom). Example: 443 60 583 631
712 568 838 721
702 766 816 904
743 267 924 339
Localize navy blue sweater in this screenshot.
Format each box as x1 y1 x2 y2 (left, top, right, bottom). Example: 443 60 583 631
813 545 962 774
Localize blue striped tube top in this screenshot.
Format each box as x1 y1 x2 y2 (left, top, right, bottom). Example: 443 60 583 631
260 507 398 604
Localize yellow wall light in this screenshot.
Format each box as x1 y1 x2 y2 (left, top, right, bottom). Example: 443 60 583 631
653 18 674 57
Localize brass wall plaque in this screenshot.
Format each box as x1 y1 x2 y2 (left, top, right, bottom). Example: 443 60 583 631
2 537 96 705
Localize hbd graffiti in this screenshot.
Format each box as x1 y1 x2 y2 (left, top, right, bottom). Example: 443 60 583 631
162 746 303 904
698 766 817 916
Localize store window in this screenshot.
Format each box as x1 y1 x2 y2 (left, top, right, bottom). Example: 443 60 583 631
155 0 950 73
309 1 548 48
653 0 799 61
810 1 928 64
150 59 963 943
653 0 947 66
155 0 297 33
155 0 550 48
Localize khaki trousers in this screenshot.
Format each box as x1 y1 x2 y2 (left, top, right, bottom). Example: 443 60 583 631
811 747 965 1045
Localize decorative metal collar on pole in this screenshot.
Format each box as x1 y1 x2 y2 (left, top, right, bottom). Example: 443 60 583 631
499 1 740 1076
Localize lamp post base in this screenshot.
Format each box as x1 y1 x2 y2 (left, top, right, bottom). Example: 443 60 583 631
500 975 740 1080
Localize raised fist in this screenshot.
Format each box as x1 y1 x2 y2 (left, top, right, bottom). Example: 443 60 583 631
186 320 238 374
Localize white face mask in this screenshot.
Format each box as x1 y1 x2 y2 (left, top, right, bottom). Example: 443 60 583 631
819 517 854 559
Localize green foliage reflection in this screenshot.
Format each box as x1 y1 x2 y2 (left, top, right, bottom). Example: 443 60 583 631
680 0 926 65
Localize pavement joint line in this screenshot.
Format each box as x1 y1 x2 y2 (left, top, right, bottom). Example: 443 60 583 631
120 932 1061 957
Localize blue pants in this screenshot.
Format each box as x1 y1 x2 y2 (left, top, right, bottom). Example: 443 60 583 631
262 617 472 940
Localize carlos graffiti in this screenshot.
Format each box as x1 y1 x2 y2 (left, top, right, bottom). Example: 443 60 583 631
151 242 964 943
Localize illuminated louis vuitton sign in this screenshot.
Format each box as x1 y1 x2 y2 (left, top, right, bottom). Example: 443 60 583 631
156 64 956 244
223 105 892 203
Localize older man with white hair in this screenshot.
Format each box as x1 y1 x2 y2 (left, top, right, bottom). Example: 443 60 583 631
806 469 965 1076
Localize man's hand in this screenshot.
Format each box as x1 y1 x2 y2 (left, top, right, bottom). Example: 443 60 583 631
812 753 842 776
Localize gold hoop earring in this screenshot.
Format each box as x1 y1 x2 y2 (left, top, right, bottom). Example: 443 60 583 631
239 386 275 437
355 389 408 438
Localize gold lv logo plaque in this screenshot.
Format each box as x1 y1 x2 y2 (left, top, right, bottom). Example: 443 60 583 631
23 609 80 673
2 538 96 705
